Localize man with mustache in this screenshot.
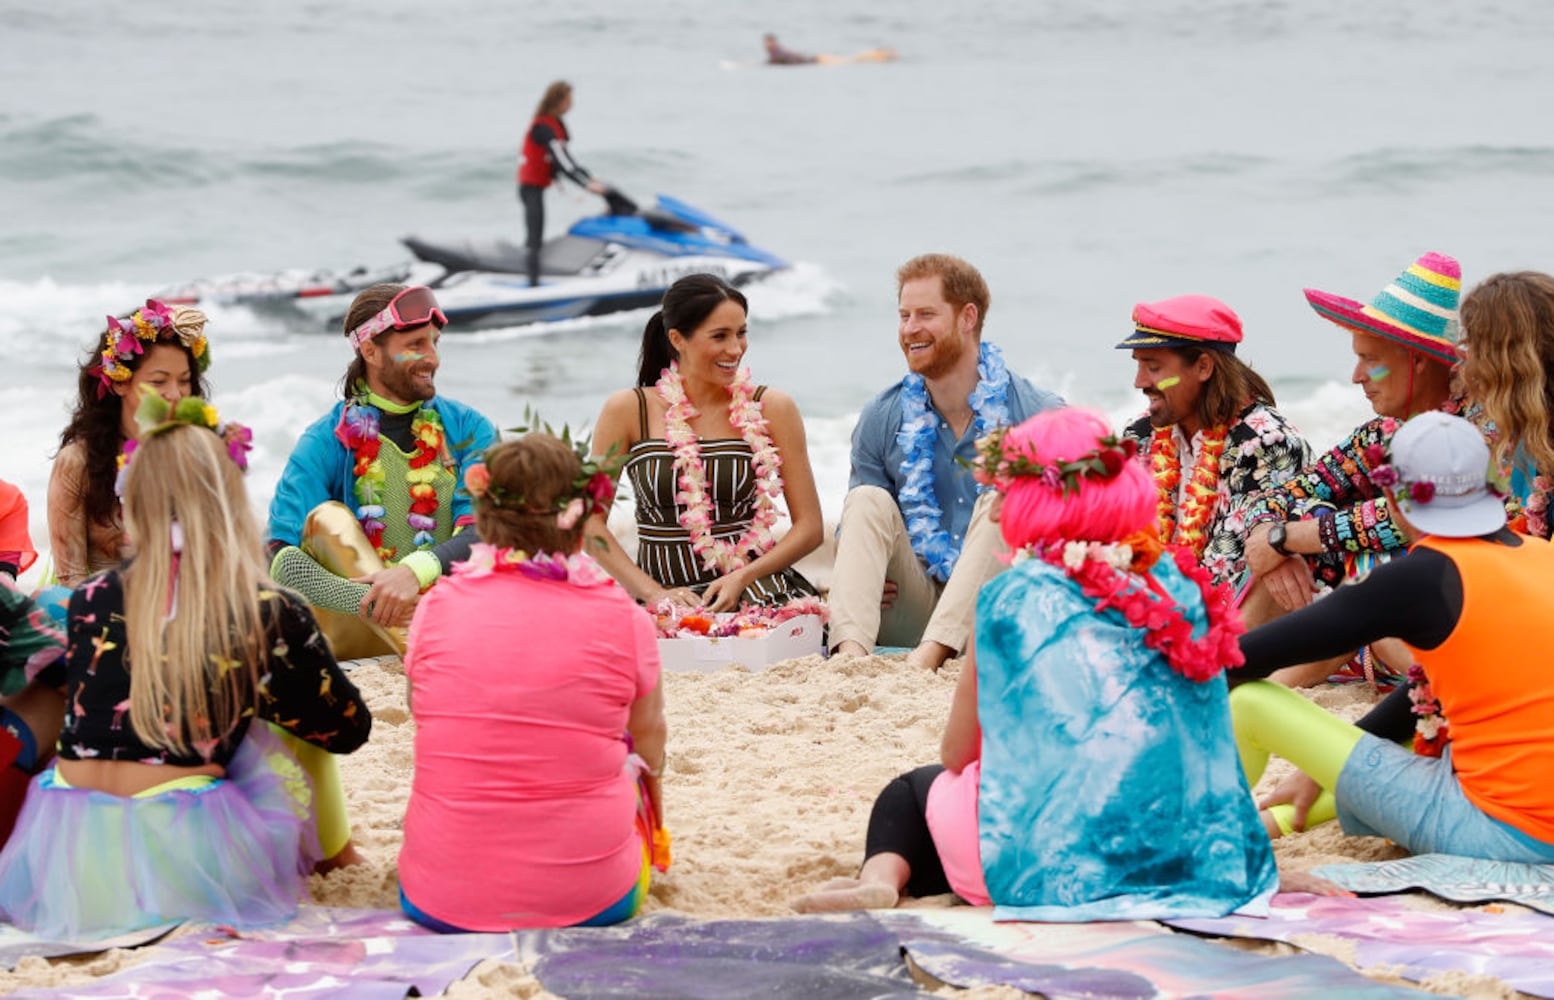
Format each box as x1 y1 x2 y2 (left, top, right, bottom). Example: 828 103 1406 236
829 254 1063 673
268 284 497 657
1119 294 1309 589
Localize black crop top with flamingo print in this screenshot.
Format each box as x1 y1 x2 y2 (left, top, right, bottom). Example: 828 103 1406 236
56 569 371 768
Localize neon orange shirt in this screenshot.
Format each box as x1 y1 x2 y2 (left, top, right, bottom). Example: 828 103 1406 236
1408 534 1554 843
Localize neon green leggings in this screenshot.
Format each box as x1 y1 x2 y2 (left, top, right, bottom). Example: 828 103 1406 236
269 725 353 858
1229 681 1365 836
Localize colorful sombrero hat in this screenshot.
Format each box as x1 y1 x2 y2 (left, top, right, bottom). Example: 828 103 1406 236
1303 252 1461 365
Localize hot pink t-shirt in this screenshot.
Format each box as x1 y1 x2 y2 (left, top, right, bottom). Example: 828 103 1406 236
398 567 659 930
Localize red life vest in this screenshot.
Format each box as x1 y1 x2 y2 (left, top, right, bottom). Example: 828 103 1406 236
517 115 568 187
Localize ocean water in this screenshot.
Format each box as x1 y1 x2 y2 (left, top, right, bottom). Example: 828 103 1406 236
6 0 1554 578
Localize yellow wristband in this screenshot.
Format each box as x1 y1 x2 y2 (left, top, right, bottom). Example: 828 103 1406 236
399 551 442 590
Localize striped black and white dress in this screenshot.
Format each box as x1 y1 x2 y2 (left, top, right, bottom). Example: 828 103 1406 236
625 387 819 607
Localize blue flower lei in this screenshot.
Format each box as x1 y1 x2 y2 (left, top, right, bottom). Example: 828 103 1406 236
896 342 1011 582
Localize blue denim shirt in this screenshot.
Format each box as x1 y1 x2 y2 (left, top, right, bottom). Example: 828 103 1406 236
847 374 1063 549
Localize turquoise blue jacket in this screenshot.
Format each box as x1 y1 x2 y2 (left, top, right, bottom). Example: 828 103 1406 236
267 396 497 549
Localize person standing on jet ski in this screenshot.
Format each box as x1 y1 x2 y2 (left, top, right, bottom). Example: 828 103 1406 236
518 80 617 287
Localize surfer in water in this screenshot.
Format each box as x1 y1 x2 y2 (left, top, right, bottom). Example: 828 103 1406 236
762 34 897 66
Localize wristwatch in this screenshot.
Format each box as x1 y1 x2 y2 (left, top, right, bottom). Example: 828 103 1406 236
1267 522 1293 557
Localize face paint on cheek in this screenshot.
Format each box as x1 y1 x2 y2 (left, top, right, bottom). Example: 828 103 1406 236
1154 376 1181 390
394 352 426 363
1368 365 1390 381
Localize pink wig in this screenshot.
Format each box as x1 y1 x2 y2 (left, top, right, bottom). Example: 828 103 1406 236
997 407 1156 549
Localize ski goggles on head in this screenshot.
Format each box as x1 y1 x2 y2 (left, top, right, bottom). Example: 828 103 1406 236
346 285 447 350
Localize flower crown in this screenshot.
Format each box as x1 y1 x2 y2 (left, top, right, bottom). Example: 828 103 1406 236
970 425 1139 494
115 391 253 496
1362 417 1507 508
464 412 626 530
93 300 212 399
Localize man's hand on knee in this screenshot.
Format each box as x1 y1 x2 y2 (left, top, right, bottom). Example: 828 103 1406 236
880 579 898 610
352 565 421 627
1264 557 1317 612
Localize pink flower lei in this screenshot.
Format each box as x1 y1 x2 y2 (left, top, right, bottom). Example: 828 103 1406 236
656 362 783 575
453 543 614 588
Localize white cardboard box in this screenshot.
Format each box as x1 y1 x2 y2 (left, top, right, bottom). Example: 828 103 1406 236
656 614 825 673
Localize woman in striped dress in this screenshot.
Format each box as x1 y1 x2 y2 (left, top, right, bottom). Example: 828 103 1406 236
589 274 822 611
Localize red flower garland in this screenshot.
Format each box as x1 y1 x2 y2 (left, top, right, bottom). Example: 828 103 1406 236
1148 424 1229 559
1037 542 1245 682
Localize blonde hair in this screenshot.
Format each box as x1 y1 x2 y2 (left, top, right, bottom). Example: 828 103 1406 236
1460 271 1554 478
120 425 271 755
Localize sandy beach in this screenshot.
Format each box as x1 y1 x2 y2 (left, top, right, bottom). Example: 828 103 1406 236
0 649 1530 997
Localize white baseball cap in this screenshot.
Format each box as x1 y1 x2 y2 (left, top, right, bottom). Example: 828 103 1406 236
1388 411 1505 538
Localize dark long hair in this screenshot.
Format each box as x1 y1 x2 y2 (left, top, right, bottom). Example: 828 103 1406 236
338 283 406 399
635 274 749 387
1170 346 1277 429
59 325 209 529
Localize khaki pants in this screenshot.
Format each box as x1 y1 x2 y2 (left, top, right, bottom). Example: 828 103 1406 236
828 486 1006 654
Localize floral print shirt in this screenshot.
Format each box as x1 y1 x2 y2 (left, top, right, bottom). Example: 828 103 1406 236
1125 402 1311 588
57 570 371 768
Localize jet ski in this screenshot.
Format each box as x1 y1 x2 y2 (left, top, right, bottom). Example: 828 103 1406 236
159 195 786 331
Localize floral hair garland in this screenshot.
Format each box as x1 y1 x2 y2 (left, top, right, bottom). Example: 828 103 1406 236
657 362 782 575
93 300 212 399
970 423 1138 493
899 342 1010 582
1363 416 1505 510
115 391 252 496
463 417 623 531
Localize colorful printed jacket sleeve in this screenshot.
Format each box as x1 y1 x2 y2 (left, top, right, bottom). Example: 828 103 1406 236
0 581 66 696
1239 416 1408 555
1202 405 1312 584
266 404 350 549
257 588 372 753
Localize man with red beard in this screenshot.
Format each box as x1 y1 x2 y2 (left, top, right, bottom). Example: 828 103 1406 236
830 254 1062 673
1118 295 1309 590
268 284 497 659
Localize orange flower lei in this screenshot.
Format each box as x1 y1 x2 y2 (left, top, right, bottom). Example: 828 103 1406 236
1148 425 1228 558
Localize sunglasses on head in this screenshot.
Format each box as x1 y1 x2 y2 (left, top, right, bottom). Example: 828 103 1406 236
347 286 448 350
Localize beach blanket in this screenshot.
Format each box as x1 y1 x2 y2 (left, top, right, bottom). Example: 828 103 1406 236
1169 891 1554 998
1314 853 1554 914
10 907 512 999
878 908 1421 998
0 922 178 971
512 912 924 998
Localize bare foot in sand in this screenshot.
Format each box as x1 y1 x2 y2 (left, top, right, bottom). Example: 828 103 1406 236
905 641 955 673
790 877 900 913
314 838 366 875
1278 869 1354 897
